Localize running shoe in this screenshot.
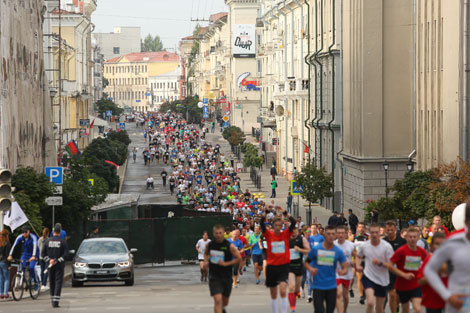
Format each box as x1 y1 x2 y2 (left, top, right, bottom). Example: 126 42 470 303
359 295 365 305
307 296 312 303
349 289 354 298
236 278 240 283
256 279 260 285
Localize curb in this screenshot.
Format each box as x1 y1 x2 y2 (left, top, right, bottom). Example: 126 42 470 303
119 158 129 194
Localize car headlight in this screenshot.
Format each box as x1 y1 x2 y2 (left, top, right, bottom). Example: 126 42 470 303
117 261 130 267
74 262 87 268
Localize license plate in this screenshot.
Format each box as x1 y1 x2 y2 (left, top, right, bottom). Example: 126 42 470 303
96 270 108 274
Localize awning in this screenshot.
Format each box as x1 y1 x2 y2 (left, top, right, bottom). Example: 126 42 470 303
89 115 108 127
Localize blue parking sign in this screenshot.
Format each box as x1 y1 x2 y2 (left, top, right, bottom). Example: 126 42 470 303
45 167 64 185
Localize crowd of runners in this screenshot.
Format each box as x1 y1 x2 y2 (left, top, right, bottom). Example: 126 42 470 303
134 112 470 313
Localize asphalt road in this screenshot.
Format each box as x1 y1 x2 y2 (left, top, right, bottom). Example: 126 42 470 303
1 263 369 313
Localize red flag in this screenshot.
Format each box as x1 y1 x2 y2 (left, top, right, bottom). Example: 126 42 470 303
90 119 95 129
105 160 119 169
65 141 79 156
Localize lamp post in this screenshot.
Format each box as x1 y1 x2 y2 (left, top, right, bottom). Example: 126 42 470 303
383 160 389 198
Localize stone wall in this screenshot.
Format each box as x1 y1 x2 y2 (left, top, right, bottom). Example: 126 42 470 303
0 0 56 171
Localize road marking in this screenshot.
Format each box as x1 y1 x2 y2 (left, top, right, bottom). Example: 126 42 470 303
21 310 45 312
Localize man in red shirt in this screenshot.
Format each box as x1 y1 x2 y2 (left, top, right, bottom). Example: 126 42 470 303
260 207 296 313
417 232 447 313
386 226 428 313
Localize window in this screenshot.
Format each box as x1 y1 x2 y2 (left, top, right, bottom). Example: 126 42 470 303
113 47 120 54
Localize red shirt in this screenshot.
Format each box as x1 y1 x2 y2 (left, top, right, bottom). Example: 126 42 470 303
390 244 427 291
263 228 292 266
239 236 248 257
417 254 447 309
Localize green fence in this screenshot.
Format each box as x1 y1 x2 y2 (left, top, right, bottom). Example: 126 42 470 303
82 215 232 264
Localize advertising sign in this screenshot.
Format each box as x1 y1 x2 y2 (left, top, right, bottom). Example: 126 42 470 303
233 24 256 58
237 72 260 91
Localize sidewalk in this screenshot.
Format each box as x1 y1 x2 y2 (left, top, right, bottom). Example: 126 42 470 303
204 128 332 226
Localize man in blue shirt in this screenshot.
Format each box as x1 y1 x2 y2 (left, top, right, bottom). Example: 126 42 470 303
306 224 325 302
227 230 244 288
8 226 40 289
305 226 349 313
248 226 263 284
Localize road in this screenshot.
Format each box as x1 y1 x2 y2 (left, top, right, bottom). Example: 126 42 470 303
2 263 370 313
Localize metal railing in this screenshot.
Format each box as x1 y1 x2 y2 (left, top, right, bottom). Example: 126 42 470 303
249 167 262 190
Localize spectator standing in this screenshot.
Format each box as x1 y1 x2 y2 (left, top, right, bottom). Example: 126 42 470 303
0 229 11 299
271 179 277 198
270 165 277 180
39 227 50 290
286 193 293 213
348 209 359 234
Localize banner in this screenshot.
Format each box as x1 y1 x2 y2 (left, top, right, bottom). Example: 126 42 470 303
3 202 29 231
233 24 256 58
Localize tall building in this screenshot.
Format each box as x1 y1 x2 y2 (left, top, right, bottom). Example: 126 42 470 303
103 52 180 112
93 27 141 61
0 0 56 171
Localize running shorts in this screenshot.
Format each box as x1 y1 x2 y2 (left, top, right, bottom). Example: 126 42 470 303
266 264 289 288
387 273 397 291
336 279 351 288
252 254 263 266
209 278 232 298
361 275 387 298
288 263 303 277
397 288 422 304
233 263 240 276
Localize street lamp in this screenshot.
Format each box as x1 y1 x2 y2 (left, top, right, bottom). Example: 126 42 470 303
383 160 389 198
406 159 414 172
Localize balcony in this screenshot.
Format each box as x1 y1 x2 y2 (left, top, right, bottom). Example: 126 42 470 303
259 107 276 128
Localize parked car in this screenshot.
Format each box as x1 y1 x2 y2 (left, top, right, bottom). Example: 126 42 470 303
71 237 137 287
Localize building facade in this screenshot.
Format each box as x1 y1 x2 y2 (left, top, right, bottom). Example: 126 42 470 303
103 52 180 112
92 27 141 61
0 0 56 171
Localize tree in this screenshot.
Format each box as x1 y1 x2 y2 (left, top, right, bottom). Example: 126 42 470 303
222 126 246 148
95 98 123 117
141 34 164 52
243 143 263 169
107 130 131 147
296 160 334 204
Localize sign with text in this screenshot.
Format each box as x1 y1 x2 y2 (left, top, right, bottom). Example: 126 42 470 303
237 72 260 91
46 196 63 206
233 24 256 58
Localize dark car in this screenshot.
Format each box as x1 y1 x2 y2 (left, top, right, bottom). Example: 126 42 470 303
71 237 137 287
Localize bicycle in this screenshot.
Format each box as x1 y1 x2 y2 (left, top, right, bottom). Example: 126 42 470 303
11 259 42 301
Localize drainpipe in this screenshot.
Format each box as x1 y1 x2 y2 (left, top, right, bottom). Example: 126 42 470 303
463 0 469 160
310 0 324 167
303 0 312 162
309 0 319 165
285 1 295 77
292 0 304 166
278 3 289 174
327 0 336 210
336 0 345 212
412 0 417 158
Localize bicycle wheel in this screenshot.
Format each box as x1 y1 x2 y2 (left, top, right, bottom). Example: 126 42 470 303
11 274 25 301
29 275 41 299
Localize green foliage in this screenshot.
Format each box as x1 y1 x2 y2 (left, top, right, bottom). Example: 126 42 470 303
243 143 263 168
82 137 128 166
296 160 334 204
222 126 246 147
12 192 43 236
106 130 131 147
141 34 164 52
12 167 54 204
96 98 124 117
159 97 203 123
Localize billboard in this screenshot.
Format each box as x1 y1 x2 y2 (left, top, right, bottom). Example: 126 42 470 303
233 24 256 58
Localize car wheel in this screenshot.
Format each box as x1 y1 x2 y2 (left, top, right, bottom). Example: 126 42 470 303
72 279 83 287
124 276 134 286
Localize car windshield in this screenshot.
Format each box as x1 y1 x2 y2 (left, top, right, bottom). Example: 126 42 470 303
78 240 127 256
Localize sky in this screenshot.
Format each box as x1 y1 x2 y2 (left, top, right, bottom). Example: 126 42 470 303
92 0 228 51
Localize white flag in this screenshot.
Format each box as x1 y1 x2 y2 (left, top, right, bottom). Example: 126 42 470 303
3 202 29 231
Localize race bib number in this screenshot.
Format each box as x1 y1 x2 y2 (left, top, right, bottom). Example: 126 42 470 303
317 250 335 266
404 256 421 271
209 250 225 264
263 241 268 249
290 248 301 260
456 287 470 312
271 241 285 254
314 242 320 246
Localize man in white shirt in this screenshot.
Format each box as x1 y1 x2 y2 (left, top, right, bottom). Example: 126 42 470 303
335 226 357 313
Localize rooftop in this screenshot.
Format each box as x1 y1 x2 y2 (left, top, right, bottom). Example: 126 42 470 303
105 51 180 63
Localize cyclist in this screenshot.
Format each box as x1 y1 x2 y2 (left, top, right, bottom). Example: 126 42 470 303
8 226 40 290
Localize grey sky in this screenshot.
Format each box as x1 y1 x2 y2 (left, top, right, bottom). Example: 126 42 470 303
92 0 228 51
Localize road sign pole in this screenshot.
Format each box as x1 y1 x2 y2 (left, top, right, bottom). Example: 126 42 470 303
52 205 55 227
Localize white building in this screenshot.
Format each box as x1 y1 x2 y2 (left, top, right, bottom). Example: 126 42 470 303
149 68 181 107
93 27 141 61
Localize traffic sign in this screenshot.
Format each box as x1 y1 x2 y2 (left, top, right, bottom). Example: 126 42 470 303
222 115 229 122
290 180 304 195
46 196 63 206
45 167 63 185
136 99 141 103
203 98 208 105
88 179 94 187
145 92 151 97
106 110 112 117
223 122 230 128
53 186 63 195
119 122 126 130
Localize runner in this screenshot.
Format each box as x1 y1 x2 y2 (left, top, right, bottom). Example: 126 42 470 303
354 222 369 305
227 230 244 288
386 226 427 313
355 224 394 313
383 220 407 313
417 232 447 313
304 225 349 313
424 203 470 313
260 207 296 313
335 225 357 313
288 227 310 312
196 231 211 282
204 224 242 313
249 226 263 284
306 224 325 303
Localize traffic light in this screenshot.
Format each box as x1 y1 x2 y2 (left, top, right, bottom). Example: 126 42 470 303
0 169 12 212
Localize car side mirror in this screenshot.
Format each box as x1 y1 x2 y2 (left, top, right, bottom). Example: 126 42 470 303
130 248 138 253
69 250 76 255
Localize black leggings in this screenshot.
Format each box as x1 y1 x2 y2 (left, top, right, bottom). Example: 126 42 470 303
313 288 337 313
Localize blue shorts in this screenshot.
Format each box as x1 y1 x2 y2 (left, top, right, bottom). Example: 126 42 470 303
252 254 263 266
362 275 387 298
